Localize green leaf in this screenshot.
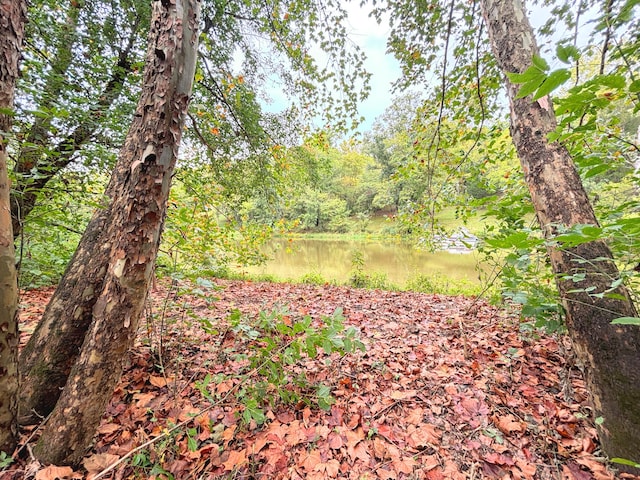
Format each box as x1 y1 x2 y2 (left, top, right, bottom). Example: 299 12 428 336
583 164 610 179
533 69 571 99
507 66 546 84
485 231 534 249
597 74 626 89
611 458 640 468
187 435 198 452
532 55 549 71
516 80 544 99
611 317 640 326
556 45 580 64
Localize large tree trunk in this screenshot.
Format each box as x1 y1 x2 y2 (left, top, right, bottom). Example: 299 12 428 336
0 0 27 454
18 205 113 423
480 0 640 466
19 4 149 425
32 0 200 466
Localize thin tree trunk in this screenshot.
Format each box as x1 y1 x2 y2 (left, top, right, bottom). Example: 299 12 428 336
480 0 640 466
33 0 200 465
0 0 27 454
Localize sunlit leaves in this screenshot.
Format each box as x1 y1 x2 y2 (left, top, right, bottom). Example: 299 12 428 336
506 55 571 100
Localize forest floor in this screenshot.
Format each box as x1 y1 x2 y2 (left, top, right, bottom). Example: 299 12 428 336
8 279 640 480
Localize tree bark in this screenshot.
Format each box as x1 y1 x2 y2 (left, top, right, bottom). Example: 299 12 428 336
480 0 640 466
0 0 27 454
18 203 113 423
32 0 200 466
19 6 144 426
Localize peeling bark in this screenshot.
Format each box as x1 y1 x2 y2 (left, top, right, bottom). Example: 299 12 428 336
32 0 200 465
480 0 640 466
0 0 27 454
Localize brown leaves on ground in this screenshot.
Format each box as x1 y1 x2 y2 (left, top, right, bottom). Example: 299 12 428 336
9 280 640 480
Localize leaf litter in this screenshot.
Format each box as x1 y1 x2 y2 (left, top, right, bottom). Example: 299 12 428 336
8 280 640 480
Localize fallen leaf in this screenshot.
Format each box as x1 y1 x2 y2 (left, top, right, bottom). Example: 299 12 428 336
83 453 120 477
327 431 344 449
389 389 416 400
35 465 75 480
302 449 322 471
393 455 418 474
96 423 120 435
222 449 246 471
149 375 168 387
494 414 525 435
408 424 441 448
315 459 340 477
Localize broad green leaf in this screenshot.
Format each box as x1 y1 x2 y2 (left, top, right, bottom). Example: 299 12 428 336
507 66 546 84
515 79 544 99
596 74 626 89
583 164 610 179
485 232 533 249
532 55 549 71
611 317 640 326
629 79 640 93
533 69 571 99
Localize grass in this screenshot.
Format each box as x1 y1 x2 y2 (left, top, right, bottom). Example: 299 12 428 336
215 268 488 298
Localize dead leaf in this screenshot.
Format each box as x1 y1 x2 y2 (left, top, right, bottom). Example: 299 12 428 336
302 449 322 471
315 459 340 477
393 455 418 474
494 414 525 435
389 389 416 400
149 375 168 387
222 449 246 471
83 453 120 477
327 431 344 449
407 424 441 448
96 423 120 435
35 465 75 480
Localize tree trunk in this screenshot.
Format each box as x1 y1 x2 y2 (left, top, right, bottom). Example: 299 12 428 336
480 0 640 466
0 0 27 454
18 204 113 423
32 0 200 466
19 6 148 426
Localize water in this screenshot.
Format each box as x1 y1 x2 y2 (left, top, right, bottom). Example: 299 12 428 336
237 237 482 286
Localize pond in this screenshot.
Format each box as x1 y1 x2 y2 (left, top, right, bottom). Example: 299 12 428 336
236 237 482 287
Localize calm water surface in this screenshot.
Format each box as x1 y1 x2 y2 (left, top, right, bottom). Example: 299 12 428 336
238 238 481 286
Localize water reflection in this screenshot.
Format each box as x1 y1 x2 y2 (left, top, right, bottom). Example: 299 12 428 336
238 238 481 286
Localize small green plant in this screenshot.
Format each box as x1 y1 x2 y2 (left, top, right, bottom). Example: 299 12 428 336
0 451 13 469
348 250 390 289
224 306 365 424
300 271 327 285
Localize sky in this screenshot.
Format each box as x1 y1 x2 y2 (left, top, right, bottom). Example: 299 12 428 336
260 1 596 135
258 2 403 134
342 3 401 131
